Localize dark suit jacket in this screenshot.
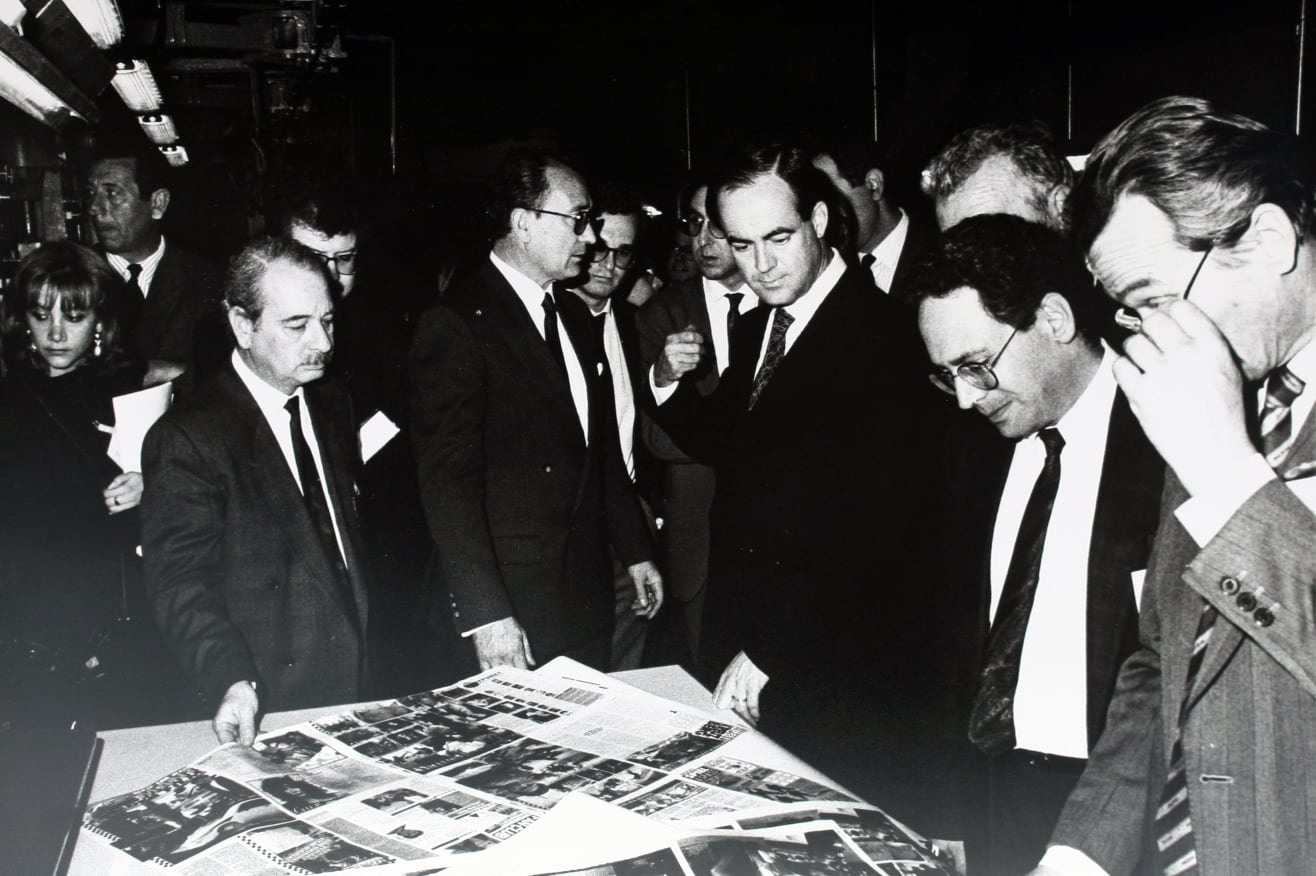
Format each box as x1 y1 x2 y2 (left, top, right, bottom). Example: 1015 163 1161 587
1051 407 1316 875
409 259 653 668
886 212 938 303
142 363 369 711
138 241 222 365
648 263 937 688
940 390 1163 748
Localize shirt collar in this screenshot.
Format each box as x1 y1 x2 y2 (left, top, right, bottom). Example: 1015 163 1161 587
106 235 166 275
864 209 909 272
232 348 302 415
1047 343 1119 445
780 247 846 322
490 250 554 314
1282 336 1316 387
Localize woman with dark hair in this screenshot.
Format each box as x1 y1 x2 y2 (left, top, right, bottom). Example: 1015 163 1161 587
0 240 188 728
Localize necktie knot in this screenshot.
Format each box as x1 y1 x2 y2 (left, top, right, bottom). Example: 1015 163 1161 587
541 291 556 315
1038 427 1065 459
725 292 743 310
284 395 300 419
770 306 795 334
1266 365 1304 408
127 263 143 281
860 252 877 270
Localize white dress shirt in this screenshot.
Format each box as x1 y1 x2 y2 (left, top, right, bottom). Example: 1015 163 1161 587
106 236 167 297
989 346 1119 759
231 350 348 566
593 298 636 480
863 209 909 294
702 276 756 375
489 251 590 441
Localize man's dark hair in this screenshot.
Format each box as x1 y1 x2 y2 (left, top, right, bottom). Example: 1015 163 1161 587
905 213 1102 344
921 121 1073 228
1072 95 1316 255
87 139 171 200
484 147 575 241
707 143 850 252
285 184 361 238
592 180 644 221
224 236 329 322
813 137 885 190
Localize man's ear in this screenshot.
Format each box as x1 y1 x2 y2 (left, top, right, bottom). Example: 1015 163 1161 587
864 168 885 203
227 305 256 350
1047 185 1069 229
810 200 829 241
149 188 171 221
1036 291 1078 344
1244 202 1300 275
511 207 534 244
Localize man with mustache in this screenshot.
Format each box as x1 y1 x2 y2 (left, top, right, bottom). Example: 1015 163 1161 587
143 237 369 745
410 148 657 676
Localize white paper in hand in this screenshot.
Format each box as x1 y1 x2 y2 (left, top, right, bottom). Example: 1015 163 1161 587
359 410 399 463
108 381 174 472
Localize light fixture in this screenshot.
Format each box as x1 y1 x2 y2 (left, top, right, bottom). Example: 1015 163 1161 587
159 143 187 167
110 58 159 111
138 112 176 144
0 19 97 126
60 0 123 50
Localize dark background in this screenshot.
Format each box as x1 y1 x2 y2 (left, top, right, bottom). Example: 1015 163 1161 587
3 0 1312 277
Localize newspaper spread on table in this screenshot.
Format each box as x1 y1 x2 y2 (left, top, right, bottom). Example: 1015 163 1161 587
82 659 950 875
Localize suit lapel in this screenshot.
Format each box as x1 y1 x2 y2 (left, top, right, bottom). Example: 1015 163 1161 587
305 386 369 629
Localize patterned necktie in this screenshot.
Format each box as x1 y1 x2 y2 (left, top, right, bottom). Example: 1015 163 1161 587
748 307 794 411
285 396 357 626
541 292 569 378
1260 365 1305 466
1156 364 1305 875
968 427 1065 755
725 292 744 367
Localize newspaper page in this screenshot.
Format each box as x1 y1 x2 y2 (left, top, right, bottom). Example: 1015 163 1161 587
81 659 947 875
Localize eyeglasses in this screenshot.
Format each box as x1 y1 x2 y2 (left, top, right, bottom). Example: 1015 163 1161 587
928 327 1020 395
680 212 726 240
588 243 636 270
1112 245 1212 333
529 207 595 236
313 249 357 275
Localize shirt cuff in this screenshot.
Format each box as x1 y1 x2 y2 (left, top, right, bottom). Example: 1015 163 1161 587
1038 845 1110 876
460 618 508 639
1174 453 1276 546
649 365 679 405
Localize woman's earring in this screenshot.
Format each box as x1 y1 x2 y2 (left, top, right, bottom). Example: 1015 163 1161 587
93 328 103 358
27 328 36 352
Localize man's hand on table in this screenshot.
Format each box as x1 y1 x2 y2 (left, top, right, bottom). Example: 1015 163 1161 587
213 680 258 745
473 616 536 670
713 650 768 726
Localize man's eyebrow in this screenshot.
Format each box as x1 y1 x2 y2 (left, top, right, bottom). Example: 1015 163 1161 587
727 226 797 245
948 347 992 367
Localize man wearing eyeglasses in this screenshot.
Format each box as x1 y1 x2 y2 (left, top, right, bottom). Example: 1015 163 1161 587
410 148 658 678
909 214 1163 875
1025 97 1316 876
560 181 665 670
648 143 939 814
635 172 757 665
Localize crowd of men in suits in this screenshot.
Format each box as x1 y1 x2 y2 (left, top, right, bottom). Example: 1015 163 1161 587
82 93 1316 875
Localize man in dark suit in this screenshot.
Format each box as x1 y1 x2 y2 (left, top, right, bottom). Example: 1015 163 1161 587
85 142 221 387
649 143 937 805
811 137 936 301
142 237 368 746
409 148 659 676
909 215 1163 874
1028 96 1316 876
920 121 1074 234
636 174 755 664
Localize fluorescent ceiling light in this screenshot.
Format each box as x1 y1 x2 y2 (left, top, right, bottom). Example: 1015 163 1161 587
159 143 187 167
111 58 159 111
138 112 177 144
0 19 97 126
61 0 123 50
0 40 86 123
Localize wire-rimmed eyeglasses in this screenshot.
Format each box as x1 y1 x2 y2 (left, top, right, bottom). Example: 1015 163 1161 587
1112 245 1212 333
928 327 1020 395
588 243 636 270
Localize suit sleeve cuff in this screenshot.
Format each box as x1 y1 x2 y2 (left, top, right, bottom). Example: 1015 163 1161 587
649 366 678 405
1039 845 1110 876
461 617 510 638
1174 453 1276 546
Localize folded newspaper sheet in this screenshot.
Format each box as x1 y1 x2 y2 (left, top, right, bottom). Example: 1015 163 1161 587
82 659 949 875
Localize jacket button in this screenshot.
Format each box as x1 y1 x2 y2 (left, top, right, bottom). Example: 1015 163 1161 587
1236 592 1258 613
1219 576 1240 595
544 464 553 473
1254 607 1275 627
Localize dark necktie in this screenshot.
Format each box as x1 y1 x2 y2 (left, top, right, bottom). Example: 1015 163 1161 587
968 427 1065 755
725 292 743 367
542 292 569 378
860 252 876 270
1154 364 1305 875
748 307 794 411
284 396 357 625
119 263 145 351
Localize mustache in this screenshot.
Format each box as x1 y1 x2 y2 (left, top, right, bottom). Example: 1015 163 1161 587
301 351 331 367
